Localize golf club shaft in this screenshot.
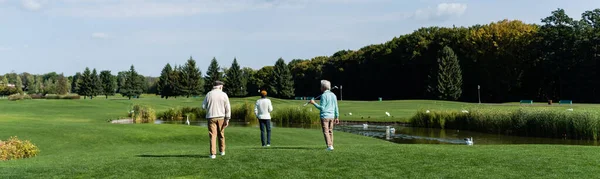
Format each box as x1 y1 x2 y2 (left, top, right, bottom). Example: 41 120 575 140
303 95 322 106
302 86 338 106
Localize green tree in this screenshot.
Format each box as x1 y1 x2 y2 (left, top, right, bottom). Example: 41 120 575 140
15 75 23 94
170 65 184 97
182 57 204 97
1 75 7 86
241 67 257 95
157 63 174 99
71 72 81 94
43 79 56 95
144 76 158 94
56 74 69 95
254 66 274 91
116 71 127 94
427 46 463 100
225 58 246 97
204 57 222 92
90 69 102 99
22 73 34 93
78 68 93 99
31 75 42 94
271 58 295 98
119 65 144 100
100 70 116 98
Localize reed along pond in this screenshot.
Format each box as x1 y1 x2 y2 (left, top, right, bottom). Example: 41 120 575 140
154 120 600 146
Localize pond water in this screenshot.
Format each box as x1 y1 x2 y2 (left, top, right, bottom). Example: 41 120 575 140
154 120 600 146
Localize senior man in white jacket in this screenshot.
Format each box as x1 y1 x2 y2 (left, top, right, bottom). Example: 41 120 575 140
255 90 273 147
202 81 231 159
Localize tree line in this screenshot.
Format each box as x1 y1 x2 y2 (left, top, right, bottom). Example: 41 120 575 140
3 8 600 102
287 8 600 102
155 56 294 99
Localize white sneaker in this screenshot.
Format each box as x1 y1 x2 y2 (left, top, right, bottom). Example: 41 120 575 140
220 152 225 156
210 155 216 159
266 144 271 147
326 146 334 151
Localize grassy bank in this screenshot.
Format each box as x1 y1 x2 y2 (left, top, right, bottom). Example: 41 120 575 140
410 108 600 140
2 97 600 177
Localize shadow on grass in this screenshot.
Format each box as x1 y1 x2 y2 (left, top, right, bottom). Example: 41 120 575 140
136 154 208 158
249 146 317 150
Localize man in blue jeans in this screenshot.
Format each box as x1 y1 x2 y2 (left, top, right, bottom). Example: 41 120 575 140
310 80 340 151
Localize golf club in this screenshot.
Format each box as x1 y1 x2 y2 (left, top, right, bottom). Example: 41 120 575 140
303 86 339 106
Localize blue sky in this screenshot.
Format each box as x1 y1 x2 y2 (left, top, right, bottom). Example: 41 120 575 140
1 0 599 76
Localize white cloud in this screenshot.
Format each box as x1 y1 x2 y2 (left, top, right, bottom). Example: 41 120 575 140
414 3 467 21
91 32 109 38
22 0 42 11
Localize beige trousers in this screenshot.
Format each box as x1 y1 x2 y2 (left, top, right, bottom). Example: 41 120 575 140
321 118 334 147
208 118 226 155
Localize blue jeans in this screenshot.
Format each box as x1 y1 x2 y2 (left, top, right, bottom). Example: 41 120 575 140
259 119 271 146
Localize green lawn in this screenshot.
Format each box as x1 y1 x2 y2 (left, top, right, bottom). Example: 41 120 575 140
2 96 600 178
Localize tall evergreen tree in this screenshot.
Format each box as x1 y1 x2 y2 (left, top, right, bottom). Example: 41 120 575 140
119 65 144 100
90 69 102 99
56 74 69 95
157 63 174 98
427 46 463 100
204 57 222 92
272 58 295 98
225 58 247 97
170 65 184 97
182 57 204 97
99 70 116 99
78 68 93 99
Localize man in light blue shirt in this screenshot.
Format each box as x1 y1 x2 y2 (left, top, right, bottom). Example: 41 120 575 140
310 80 340 151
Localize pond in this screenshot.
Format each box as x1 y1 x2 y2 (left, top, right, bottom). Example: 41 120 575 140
154 120 600 146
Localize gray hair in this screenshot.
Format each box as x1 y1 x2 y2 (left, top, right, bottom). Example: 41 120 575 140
321 80 331 90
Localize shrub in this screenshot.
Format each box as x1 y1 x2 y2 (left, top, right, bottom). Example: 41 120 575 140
232 102 258 123
157 107 206 121
29 94 44 99
271 107 320 124
0 86 18 96
130 104 156 123
156 104 319 124
45 94 81 100
410 108 600 140
0 136 40 161
8 94 32 101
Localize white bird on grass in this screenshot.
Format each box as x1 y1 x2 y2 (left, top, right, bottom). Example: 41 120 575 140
385 112 391 117
464 137 474 146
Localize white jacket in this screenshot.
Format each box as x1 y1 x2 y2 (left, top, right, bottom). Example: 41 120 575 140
255 98 273 120
202 89 231 119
